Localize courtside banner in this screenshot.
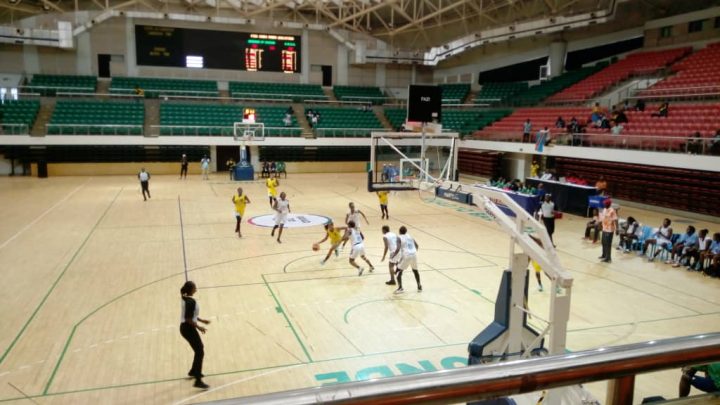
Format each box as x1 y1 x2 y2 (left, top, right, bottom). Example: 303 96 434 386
435 188 473 205
248 214 331 228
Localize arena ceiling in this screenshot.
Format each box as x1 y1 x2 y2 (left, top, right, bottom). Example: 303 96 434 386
0 0 716 48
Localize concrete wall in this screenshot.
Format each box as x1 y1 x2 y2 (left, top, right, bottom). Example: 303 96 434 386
644 7 720 48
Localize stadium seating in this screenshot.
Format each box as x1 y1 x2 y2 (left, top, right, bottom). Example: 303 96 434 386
384 108 512 136
159 103 301 136
641 42 720 97
27 74 97 96
475 82 528 104
511 65 606 106
333 86 385 104
548 47 691 102
229 82 326 102
110 77 218 98
0 100 40 134
475 103 720 151
384 109 407 131
47 100 144 135
440 83 471 103
311 107 383 137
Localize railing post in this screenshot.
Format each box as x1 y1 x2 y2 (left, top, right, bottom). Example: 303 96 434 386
606 375 635 405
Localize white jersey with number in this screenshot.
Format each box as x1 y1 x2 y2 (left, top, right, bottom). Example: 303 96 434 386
384 232 400 263
400 234 417 256
348 210 363 229
274 198 290 225
349 228 365 259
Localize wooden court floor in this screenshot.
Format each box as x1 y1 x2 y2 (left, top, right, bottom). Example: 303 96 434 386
0 172 719 404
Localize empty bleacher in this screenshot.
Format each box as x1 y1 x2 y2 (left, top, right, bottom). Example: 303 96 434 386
440 83 471 103
333 86 385 104
475 82 528 105
0 100 40 134
384 108 511 136
47 100 144 135
110 77 219 98
457 149 503 178
548 47 691 102
27 74 97 96
159 103 301 136
641 42 720 98
229 82 326 102
511 65 606 106
311 107 384 137
554 157 720 216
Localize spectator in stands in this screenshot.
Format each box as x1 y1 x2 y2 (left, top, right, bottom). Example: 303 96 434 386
567 117 579 133
538 194 557 247
640 218 673 262
709 129 720 155
634 98 646 112
269 161 277 177
584 208 601 243
555 116 565 129
276 161 287 179
611 122 623 135
530 160 540 178
687 131 702 155
651 102 669 118
618 216 641 253
614 109 628 125
591 102 601 121
286 106 294 115
595 175 608 196
667 226 698 266
598 114 611 130
261 161 270 178
598 199 617 263
283 114 292 127
680 363 720 397
311 112 319 128
522 119 532 143
134 85 144 102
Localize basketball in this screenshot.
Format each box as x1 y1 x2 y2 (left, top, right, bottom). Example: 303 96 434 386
312 243 320 251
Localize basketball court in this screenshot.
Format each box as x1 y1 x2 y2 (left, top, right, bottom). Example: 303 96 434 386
0 171 719 404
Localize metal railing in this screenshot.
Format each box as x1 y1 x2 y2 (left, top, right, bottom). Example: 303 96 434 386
149 125 301 137
204 333 720 405
314 127 392 137
473 131 720 155
45 123 143 135
0 123 30 135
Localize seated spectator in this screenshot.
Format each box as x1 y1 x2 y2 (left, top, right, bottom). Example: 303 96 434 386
680 363 720 397
286 106 294 115
639 218 673 261
614 109 628 124
651 102 669 118
710 129 720 156
699 232 720 276
687 131 702 155
261 161 270 178
567 117 579 133
599 114 611 129
269 161 277 176
611 123 623 135
555 116 565 129
283 114 292 127
508 179 521 192
311 113 319 127
634 98 646 112
595 175 608 196
618 216 641 253
667 226 698 266
584 208 601 243
682 228 709 270
276 160 287 178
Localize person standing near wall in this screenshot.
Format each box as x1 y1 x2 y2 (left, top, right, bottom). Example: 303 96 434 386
200 155 210 180
180 154 189 180
598 199 617 263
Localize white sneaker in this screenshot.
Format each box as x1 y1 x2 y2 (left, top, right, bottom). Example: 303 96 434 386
393 288 404 294
320 259 326 266
664 259 673 265
358 267 364 276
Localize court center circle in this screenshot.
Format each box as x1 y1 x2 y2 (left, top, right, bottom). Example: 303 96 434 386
248 213 331 228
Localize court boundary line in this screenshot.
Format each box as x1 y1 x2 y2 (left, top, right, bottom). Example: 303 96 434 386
0 179 89 251
178 196 189 282
0 186 121 369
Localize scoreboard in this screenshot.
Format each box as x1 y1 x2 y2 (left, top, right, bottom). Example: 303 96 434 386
135 25 301 73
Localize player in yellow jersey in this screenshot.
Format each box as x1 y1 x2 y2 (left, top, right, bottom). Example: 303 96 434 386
315 222 348 265
377 190 389 220
231 187 251 237
266 175 279 207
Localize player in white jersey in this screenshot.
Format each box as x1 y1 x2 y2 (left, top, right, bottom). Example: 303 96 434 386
392 226 422 294
342 202 369 250
271 191 291 243
347 220 374 276
381 225 400 286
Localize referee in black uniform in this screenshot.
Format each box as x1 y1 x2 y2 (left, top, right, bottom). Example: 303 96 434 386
180 281 210 389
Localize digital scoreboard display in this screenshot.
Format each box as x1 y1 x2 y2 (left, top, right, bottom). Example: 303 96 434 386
135 25 301 73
